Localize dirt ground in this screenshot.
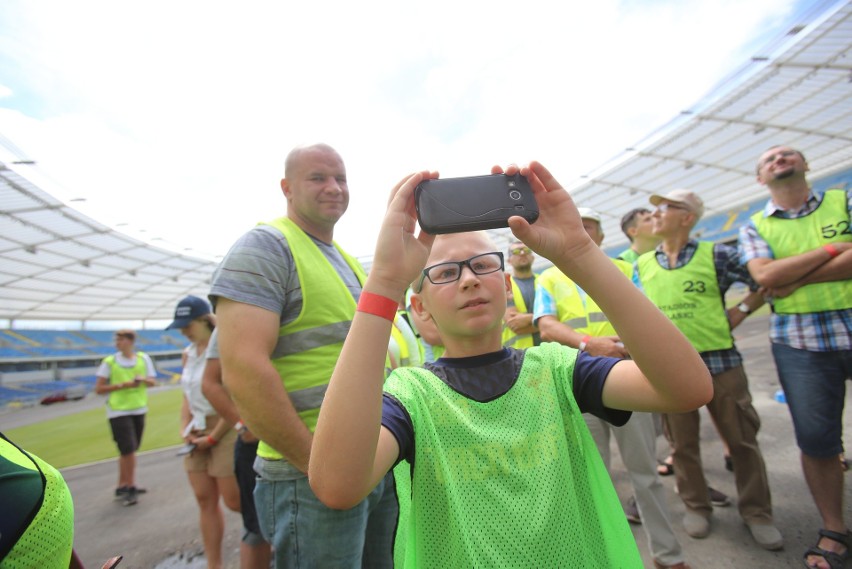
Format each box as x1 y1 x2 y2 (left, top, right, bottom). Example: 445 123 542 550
2 314 850 568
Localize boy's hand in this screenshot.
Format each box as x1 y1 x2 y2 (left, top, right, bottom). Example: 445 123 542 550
366 171 437 298
503 161 597 265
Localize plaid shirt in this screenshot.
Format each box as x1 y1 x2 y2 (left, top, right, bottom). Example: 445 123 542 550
634 240 756 375
738 188 852 352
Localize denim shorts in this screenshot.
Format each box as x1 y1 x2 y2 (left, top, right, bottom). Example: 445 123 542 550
253 456 398 569
771 343 852 457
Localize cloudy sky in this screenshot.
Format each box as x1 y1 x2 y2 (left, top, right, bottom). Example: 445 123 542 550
0 0 810 261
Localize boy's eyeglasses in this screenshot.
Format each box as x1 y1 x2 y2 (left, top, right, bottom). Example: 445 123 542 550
416 252 504 292
510 247 532 256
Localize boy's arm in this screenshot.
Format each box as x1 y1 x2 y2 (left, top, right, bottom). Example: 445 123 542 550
310 171 436 510
508 162 712 413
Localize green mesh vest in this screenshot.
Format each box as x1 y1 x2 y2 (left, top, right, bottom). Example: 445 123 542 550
0 434 74 568
384 343 643 568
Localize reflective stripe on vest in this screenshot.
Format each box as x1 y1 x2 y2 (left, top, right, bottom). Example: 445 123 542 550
637 242 733 352
751 189 852 314
257 217 366 460
537 259 631 337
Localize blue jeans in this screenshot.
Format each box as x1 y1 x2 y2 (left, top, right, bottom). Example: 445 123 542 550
254 457 398 569
771 343 852 457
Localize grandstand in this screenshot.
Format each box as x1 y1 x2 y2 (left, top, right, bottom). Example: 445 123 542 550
0 328 186 408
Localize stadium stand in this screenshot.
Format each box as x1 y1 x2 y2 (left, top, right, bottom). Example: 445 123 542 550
0 329 186 409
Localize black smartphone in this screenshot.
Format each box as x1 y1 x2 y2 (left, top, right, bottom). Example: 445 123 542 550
414 173 539 234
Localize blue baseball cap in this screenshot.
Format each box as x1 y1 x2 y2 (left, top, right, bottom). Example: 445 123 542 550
166 295 211 330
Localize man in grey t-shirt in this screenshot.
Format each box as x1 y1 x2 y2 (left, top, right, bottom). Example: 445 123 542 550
209 143 396 568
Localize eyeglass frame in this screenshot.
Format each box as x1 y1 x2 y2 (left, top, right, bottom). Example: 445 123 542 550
654 202 690 214
757 149 800 172
415 252 505 292
509 246 532 256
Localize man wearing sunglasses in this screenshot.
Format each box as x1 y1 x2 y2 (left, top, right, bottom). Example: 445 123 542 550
502 240 541 348
636 189 781 551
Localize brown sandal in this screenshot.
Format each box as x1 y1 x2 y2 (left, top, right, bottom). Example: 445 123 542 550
802 529 851 569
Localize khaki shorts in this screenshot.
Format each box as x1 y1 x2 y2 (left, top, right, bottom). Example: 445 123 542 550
183 417 238 478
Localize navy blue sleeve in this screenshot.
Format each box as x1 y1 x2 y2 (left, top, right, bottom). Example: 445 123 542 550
572 351 632 426
381 394 413 466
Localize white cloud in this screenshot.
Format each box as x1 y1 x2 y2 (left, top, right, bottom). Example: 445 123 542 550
0 0 799 259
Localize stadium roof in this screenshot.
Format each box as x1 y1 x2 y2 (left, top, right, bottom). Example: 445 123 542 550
0 164 218 324
1 0 850 324
561 0 852 253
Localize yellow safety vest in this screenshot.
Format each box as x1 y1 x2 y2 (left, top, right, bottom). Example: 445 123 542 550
257 217 366 459
751 189 852 314
104 353 149 411
637 242 733 353
502 274 539 349
537 259 632 337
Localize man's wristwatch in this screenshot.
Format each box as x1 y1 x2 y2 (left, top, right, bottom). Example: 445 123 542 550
736 303 751 315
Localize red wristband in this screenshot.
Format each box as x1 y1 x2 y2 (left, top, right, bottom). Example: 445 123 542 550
823 244 840 259
578 335 592 352
357 291 398 322
206 435 217 446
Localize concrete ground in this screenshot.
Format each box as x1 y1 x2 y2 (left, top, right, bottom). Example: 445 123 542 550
2 314 850 568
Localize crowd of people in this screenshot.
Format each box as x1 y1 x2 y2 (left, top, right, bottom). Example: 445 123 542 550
0 143 848 569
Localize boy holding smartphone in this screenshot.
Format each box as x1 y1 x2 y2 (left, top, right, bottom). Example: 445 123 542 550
309 162 712 567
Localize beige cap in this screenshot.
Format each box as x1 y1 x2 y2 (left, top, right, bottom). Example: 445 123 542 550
649 189 704 219
577 207 602 224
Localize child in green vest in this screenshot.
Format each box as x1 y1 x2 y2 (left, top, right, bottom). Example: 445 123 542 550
309 161 713 567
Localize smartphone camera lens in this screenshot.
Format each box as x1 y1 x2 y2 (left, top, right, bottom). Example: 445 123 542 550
509 190 522 201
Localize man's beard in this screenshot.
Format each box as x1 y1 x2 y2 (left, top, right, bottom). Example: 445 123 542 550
773 167 796 180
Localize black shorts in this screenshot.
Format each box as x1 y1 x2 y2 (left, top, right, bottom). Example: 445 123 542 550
109 414 145 456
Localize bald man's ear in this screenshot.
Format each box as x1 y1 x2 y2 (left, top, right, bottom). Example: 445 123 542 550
280 178 291 199
505 273 513 299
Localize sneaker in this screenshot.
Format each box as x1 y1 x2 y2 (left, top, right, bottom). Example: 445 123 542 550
746 522 783 550
114 486 128 501
624 496 642 524
708 486 731 507
683 511 711 538
122 486 138 506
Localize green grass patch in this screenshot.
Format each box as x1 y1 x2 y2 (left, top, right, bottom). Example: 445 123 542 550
4 387 185 468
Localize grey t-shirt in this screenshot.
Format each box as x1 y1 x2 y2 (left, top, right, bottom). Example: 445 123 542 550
208 224 362 327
